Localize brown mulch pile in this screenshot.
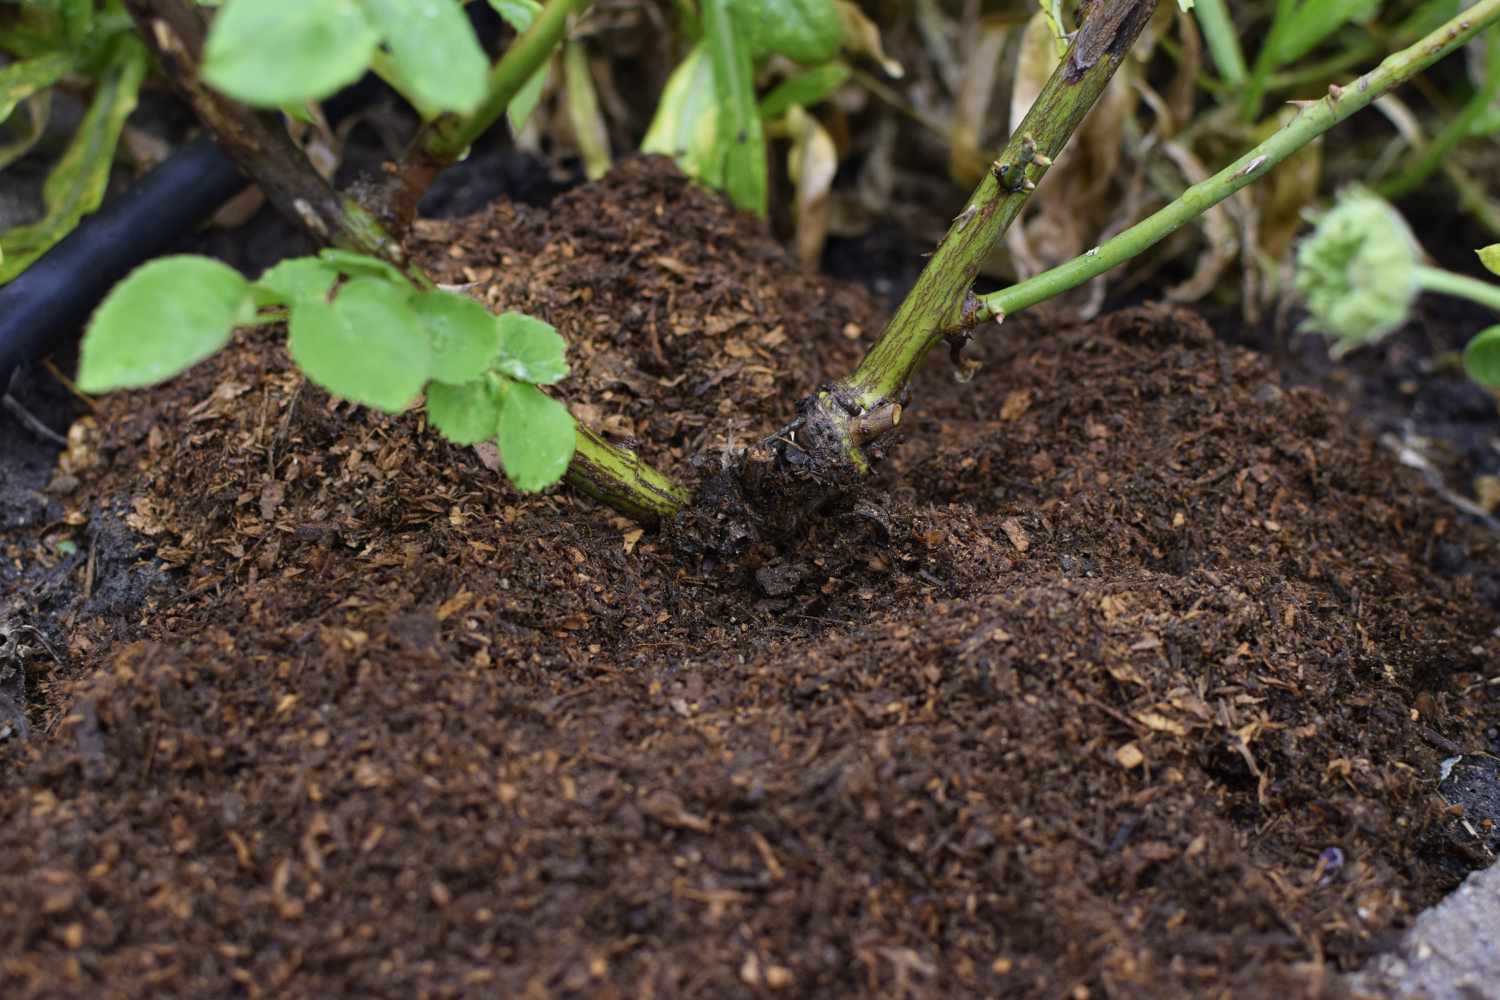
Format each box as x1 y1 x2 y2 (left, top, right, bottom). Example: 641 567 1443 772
2 157 1497 999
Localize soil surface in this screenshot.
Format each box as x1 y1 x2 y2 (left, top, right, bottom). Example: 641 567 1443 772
3 158 1499 998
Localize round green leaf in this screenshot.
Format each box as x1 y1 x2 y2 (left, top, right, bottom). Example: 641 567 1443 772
1463 326 1500 388
411 291 501 384
496 381 575 491
79 256 252 392
362 0 487 115
288 277 429 411
202 0 378 106
426 379 501 445
253 257 338 308
495 312 569 384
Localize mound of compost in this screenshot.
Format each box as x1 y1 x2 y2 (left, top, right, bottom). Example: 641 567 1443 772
2 158 1496 999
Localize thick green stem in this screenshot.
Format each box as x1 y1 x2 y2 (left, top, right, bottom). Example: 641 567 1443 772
844 0 1159 411
973 0 1500 325
567 427 690 525
384 0 590 230
1193 0 1247 86
1416 265 1500 314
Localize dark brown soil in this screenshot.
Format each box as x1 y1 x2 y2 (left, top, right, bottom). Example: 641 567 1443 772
3 158 1498 999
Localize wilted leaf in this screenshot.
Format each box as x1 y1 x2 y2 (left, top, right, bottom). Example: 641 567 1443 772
563 40 611 181
0 91 52 171
1010 11 1060 136
0 50 73 122
786 106 837 266
0 35 145 283
951 20 1010 187
835 1 903 76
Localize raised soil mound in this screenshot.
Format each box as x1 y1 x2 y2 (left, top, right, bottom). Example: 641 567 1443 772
2 157 1497 998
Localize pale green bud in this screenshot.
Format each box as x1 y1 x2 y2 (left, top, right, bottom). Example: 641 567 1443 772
1294 188 1421 357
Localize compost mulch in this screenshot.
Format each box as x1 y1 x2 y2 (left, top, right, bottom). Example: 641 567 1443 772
3 157 1497 998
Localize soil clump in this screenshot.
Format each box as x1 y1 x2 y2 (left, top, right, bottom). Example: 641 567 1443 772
1 157 1497 998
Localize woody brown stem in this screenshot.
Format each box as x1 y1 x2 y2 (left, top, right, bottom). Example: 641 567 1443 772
123 0 417 282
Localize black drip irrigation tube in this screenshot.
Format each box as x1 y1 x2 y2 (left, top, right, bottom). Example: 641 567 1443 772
0 135 245 391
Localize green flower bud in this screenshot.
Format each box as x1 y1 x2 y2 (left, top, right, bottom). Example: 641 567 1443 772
1294 188 1421 357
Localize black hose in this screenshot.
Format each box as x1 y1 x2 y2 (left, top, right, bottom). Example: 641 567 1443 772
0 135 245 389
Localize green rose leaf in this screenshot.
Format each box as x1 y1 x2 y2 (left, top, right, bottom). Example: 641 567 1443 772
289 277 430 411
727 0 841 63
496 381 575 491
494 312 569 384
426 379 502 445
318 248 411 286
1479 244 1500 277
362 0 488 115
411 291 501 384
253 257 338 307
78 256 253 392
759 61 849 120
1463 326 1500 388
202 0 379 106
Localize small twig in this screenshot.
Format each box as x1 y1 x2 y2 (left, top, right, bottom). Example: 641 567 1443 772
2 392 69 446
1419 725 1464 756
41 358 99 413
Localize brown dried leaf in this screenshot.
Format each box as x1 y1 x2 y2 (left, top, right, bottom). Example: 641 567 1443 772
785 106 838 267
